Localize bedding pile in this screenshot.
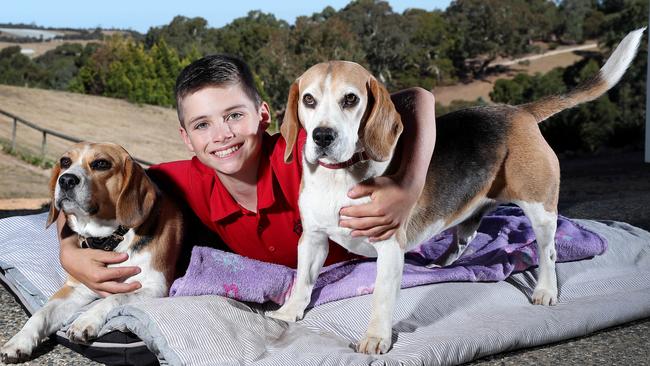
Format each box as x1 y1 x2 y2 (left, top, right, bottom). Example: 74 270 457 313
1 211 649 365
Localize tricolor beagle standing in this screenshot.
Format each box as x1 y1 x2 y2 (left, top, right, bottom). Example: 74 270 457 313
0 142 183 363
267 28 645 354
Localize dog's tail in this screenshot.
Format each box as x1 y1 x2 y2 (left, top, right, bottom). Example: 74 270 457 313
521 27 645 123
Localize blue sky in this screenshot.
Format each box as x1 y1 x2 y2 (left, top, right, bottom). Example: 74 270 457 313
2 1 452 33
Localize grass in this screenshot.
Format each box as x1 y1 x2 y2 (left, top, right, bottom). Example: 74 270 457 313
0 139 55 169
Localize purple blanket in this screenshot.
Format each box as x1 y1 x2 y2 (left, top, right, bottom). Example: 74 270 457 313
170 206 607 307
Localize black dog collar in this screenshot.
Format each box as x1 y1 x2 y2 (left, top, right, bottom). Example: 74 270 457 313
80 226 130 251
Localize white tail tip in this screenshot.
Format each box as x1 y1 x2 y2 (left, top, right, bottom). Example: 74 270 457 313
600 27 646 88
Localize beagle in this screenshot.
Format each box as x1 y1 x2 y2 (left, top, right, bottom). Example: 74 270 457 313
1 142 183 363
267 28 645 354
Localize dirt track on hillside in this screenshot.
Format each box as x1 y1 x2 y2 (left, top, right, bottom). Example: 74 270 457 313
433 43 598 105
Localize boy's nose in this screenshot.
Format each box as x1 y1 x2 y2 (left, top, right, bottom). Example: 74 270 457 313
211 122 234 141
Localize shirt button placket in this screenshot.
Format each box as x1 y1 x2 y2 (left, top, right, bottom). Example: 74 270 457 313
256 215 274 253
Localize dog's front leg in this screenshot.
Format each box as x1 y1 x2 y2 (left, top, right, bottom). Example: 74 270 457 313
66 287 164 344
1 285 96 363
357 239 404 354
267 231 329 322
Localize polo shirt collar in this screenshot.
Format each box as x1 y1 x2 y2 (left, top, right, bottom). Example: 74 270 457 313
192 134 276 222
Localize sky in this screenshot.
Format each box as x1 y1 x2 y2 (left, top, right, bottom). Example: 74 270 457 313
1 0 452 34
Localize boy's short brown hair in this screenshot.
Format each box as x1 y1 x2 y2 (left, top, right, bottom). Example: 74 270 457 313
174 54 262 125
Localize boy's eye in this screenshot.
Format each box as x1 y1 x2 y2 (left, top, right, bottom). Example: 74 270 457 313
226 112 244 121
194 121 208 130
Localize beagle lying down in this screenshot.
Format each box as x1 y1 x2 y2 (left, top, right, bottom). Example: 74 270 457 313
1 142 182 363
267 28 645 354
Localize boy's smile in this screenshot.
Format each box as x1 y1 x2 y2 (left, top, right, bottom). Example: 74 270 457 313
179 84 270 182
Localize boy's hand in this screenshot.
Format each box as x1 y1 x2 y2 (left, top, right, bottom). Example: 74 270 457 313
59 245 142 297
339 176 418 242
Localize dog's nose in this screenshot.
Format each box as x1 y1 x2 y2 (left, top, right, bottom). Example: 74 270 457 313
58 173 80 190
313 127 337 148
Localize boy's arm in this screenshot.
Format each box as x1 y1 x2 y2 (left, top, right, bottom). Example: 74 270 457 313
339 87 436 241
58 213 141 297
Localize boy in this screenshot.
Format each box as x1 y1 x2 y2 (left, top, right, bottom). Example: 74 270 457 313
58 55 436 296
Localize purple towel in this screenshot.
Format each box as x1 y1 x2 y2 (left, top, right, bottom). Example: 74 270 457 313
170 206 607 307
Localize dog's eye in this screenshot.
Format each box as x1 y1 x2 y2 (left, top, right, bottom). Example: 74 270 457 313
303 94 316 108
342 93 358 108
60 157 72 169
90 159 112 171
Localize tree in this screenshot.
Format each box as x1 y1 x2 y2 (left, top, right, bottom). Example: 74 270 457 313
555 0 596 44
144 16 217 58
34 43 101 90
395 9 455 89
0 46 47 87
446 0 540 78
335 0 414 86
70 35 191 106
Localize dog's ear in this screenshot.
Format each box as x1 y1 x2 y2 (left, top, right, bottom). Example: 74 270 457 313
281 80 301 163
45 163 62 228
362 77 403 162
116 157 157 228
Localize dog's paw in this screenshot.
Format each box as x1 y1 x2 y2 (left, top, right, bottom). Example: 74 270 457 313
356 335 391 354
532 287 558 306
1 336 34 364
66 317 101 344
266 306 305 323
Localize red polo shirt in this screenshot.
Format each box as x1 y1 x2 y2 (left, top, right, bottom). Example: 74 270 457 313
148 130 355 268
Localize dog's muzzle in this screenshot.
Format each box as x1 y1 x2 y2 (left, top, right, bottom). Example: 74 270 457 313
313 127 337 148
59 173 80 191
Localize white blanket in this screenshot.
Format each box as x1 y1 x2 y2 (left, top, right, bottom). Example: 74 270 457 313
1 214 649 365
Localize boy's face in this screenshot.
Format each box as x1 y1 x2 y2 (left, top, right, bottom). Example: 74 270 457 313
179 84 269 180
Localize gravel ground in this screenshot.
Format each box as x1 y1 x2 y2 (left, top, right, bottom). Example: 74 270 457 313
0 288 101 366
0 150 649 365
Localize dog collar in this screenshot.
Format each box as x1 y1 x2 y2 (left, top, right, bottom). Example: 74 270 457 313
80 225 129 251
318 151 370 169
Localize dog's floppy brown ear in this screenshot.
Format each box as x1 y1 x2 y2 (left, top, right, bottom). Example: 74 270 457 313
281 80 301 163
363 77 403 162
45 163 62 228
116 157 157 228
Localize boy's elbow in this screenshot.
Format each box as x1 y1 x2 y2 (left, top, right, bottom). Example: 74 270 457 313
410 87 435 109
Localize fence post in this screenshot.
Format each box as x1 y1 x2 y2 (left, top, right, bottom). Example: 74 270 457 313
41 131 47 158
11 118 17 152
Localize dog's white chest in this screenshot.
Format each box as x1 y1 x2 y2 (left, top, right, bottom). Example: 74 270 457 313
299 168 380 258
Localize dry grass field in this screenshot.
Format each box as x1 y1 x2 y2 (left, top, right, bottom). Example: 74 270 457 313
0 85 191 164
0 85 192 208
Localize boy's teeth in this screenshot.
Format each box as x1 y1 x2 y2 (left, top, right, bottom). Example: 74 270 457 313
214 144 241 158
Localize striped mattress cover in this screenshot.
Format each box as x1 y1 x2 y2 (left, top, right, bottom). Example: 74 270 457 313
1 213 649 365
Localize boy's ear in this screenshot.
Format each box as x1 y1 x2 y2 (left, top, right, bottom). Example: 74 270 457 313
259 102 271 130
281 80 301 163
179 127 195 153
